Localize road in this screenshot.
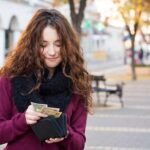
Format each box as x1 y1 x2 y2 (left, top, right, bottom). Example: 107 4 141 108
85 79 150 150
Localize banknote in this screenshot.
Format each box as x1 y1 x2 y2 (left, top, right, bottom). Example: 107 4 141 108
31 102 48 112
48 107 60 112
31 102 61 118
41 107 62 118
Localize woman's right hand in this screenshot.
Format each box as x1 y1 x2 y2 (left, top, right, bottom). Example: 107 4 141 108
25 105 48 125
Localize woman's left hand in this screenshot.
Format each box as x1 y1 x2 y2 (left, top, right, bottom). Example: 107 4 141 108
45 137 64 144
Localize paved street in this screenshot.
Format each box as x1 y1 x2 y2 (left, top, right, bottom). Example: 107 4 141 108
0 79 150 150
85 79 150 150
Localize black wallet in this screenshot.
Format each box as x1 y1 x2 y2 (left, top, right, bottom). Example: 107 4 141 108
31 113 67 141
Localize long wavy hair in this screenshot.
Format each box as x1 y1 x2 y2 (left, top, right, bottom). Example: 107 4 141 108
0 9 93 112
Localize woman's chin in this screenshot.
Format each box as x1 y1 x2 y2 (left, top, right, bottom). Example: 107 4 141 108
46 63 60 68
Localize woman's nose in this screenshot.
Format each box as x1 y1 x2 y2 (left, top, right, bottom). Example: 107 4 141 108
47 45 55 55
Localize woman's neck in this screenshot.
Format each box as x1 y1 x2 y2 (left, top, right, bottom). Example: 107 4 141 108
48 68 55 79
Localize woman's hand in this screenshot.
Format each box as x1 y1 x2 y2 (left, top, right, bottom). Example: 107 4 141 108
25 105 48 125
45 138 64 144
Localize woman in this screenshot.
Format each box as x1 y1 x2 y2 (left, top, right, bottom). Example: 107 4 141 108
0 9 92 150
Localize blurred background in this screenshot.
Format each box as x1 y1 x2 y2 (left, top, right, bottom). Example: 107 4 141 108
0 0 150 150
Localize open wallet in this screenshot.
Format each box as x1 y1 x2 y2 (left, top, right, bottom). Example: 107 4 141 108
31 113 67 141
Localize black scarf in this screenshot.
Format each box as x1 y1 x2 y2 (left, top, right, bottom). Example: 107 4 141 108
11 67 73 113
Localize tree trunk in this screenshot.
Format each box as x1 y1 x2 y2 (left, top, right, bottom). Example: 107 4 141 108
131 35 137 80
125 24 137 80
68 0 87 35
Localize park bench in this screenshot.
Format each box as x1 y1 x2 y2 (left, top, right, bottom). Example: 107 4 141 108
91 75 124 107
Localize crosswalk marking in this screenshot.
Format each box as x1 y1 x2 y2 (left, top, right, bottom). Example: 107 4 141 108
85 146 150 150
88 114 150 119
94 105 150 110
127 105 150 110
87 126 150 133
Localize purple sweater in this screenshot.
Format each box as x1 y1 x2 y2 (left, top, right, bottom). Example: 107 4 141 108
0 77 87 150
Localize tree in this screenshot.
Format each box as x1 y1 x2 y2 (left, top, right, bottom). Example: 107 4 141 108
68 0 87 35
139 0 150 44
51 0 68 7
51 0 87 36
114 0 149 80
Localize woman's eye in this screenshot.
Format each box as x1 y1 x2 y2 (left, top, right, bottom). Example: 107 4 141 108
40 44 47 48
54 43 61 47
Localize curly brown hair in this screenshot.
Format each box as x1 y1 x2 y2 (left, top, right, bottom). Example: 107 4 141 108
0 9 93 112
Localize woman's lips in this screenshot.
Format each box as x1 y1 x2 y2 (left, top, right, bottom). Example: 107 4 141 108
46 57 58 60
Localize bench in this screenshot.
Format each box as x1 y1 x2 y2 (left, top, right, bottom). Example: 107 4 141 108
91 75 124 107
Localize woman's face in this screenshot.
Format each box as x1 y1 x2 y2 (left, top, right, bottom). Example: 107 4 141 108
40 26 62 69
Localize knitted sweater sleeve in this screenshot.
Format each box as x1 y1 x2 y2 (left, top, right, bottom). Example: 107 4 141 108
59 96 88 150
0 77 30 144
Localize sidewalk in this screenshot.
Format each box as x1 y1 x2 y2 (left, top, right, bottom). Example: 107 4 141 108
85 79 150 150
89 64 150 82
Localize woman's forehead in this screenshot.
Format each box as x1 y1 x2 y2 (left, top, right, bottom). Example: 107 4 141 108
42 26 60 41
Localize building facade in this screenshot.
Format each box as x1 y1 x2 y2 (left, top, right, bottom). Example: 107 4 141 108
0 0 125 69
0 0 54 67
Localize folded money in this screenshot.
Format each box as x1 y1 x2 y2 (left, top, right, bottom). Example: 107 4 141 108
31 102 62 118
41 107 62 118
48 107 60 112
31 102 47 113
